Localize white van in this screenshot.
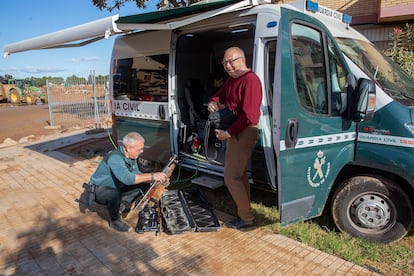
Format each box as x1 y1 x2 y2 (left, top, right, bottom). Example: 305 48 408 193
5 0 413 243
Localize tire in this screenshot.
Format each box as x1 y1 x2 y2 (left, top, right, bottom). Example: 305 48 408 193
26 95 35 105
332 175 413 243
137 157 161 173
9 89 20 104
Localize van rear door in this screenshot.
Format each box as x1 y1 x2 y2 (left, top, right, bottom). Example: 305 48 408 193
109 1 253 165
275 7 356 225
111 30 172 164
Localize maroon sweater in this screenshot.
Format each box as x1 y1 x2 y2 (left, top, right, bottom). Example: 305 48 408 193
209 71 262 136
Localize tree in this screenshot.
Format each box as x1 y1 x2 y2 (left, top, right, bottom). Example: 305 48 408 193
66 75 87 85
92 0 201 11
386 23 414 78
29 76 65 87
88 73 109 85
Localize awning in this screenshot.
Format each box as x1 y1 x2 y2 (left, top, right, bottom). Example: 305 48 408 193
4 15 120 57
117 0 240 24
4 0 250 57
116 0 250 31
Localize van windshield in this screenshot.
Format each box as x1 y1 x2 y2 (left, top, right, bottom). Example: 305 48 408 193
336 38 414 106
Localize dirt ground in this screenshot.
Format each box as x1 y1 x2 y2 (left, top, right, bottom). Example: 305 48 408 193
0 82 108 145
0 103 65 144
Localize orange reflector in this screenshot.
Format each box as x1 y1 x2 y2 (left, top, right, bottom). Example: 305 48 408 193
368 94 376 110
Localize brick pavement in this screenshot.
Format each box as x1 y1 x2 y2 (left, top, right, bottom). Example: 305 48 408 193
0 130 379 275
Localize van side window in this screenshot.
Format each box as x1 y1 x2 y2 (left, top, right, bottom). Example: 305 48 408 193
291 23 327 114
112 54 169 102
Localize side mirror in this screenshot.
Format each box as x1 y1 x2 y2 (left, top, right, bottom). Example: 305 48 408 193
353 78 376 122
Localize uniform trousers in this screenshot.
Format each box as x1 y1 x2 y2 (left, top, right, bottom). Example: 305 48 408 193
95 183 149 221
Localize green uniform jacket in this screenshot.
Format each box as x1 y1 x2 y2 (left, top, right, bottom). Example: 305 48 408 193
90 146 141 189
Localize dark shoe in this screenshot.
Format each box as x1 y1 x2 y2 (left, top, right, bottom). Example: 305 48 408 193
109 219 132 232
226 218 254 229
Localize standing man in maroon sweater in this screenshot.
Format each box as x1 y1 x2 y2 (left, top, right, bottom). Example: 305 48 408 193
208 47 262 229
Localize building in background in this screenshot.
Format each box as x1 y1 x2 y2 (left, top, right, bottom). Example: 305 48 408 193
315 0 414 51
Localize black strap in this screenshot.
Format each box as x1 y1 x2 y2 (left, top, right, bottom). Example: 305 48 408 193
204 121 212 160
204 120 221 161
103 149 123 164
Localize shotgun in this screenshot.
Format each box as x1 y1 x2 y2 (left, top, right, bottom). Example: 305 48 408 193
134 154 177 213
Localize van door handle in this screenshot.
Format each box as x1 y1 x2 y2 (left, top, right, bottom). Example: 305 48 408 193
158 105 165 120
285 118 299 148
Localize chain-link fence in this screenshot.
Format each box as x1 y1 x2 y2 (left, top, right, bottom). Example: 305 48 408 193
46 73 111 129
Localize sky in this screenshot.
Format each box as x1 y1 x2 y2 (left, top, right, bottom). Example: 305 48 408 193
0 0 158 79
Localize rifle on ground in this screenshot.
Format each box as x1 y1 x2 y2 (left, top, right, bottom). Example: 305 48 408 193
134 154 178 213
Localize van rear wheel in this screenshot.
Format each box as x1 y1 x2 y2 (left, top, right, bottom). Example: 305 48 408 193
332 175 413 243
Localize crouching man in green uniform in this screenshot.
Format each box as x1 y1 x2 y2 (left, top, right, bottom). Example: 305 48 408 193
90 132 168 232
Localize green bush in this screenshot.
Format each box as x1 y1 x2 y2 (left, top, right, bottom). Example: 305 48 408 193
386 23 414 77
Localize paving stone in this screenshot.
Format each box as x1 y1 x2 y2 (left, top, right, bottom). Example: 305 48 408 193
0 130 380 275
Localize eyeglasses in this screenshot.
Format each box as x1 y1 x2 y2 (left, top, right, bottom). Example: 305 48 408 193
221 56 241 66
127 145 144 153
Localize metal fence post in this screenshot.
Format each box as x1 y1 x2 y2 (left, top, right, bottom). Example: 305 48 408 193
45 73 108 129
104 81 111 119
92 70 101 129
46 79 54 127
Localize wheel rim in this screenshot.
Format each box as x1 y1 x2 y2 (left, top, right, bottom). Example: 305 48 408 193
11 93 18 102
349 193 395 232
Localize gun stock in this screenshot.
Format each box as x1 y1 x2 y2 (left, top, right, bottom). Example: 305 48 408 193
134 155 177 213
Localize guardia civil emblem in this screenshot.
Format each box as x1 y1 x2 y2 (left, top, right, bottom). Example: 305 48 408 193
307 150 331 187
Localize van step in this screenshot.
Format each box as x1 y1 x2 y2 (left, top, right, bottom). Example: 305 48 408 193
191 175 224 189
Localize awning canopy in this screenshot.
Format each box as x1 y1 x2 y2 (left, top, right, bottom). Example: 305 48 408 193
117 0 239 24
4 15 120 57
4 0 250 57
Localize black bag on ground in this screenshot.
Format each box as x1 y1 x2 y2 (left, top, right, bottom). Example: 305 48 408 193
135 204 160 234
82 182 96 206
